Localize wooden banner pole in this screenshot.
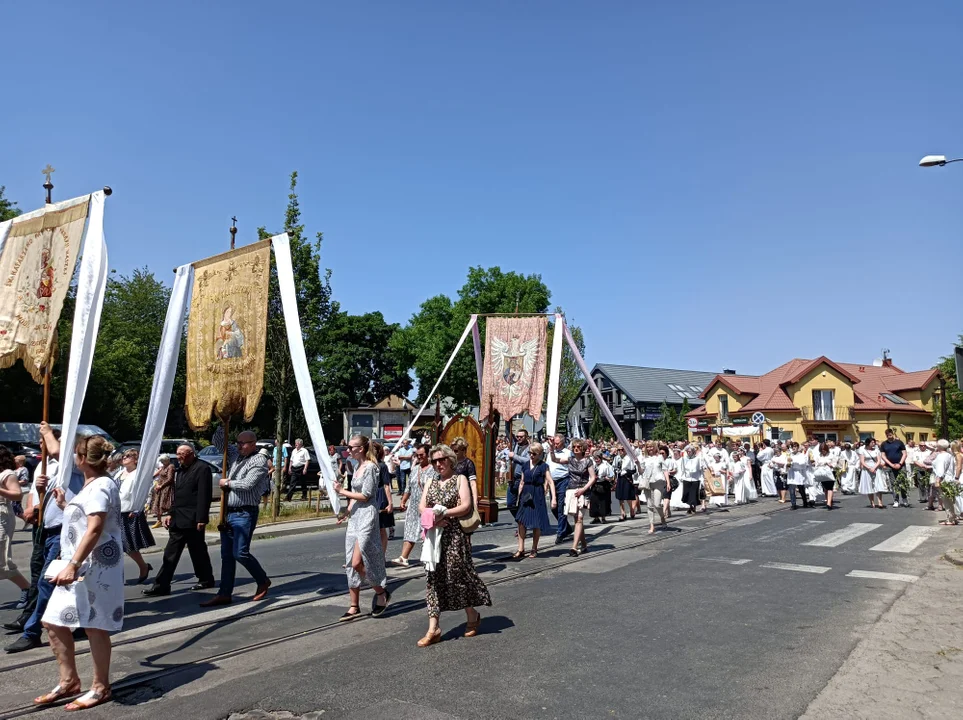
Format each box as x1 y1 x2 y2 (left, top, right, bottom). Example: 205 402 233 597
36 166 55 509
218 416 230 528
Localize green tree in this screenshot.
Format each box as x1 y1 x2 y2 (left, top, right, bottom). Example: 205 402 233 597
394 266 551 407
935 335 963 439
650 401 675 442
315 310 412 433
257 172 338 517
0 186 20 222
677 397 692 439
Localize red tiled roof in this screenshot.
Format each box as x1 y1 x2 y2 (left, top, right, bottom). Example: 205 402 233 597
688 358 936 417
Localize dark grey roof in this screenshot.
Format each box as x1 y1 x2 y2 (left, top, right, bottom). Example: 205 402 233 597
569 364 719 411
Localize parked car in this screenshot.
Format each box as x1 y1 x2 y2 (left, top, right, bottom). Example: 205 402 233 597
0 440 42 475
0 422 118 447
201 458 224 501
118 439 197 469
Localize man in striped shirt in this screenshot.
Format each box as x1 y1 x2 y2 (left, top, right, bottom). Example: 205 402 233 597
201 430 272 607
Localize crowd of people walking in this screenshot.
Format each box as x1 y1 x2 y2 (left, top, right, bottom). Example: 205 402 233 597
1 421 960 711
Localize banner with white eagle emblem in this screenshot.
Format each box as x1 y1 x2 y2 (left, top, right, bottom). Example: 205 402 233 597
481 316 547 421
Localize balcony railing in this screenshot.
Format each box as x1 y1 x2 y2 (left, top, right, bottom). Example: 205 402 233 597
800 406 854 422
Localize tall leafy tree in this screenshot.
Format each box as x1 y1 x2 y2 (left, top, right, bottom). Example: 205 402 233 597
257 172 337 515
556 313 586 432
650 401 675 442
677 397 693 439
394 266 551 407
935 335 963 439
315 310 412 435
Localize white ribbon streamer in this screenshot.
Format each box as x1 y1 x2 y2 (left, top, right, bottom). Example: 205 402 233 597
128 264 193 510
57 191 108 484
272 233 340 514
544 313 564 436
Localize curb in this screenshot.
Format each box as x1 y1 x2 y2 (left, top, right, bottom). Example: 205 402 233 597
943 549 963 567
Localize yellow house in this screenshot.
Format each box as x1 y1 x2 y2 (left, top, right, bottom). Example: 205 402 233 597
686 356 939 444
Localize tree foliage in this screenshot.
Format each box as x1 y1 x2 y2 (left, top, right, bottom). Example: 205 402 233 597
0 186 20 222
935 335 963 440
394 266 551 407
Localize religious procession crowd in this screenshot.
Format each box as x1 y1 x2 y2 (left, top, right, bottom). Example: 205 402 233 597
1 422 961 711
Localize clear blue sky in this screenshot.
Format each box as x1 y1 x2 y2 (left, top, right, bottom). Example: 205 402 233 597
3 1 961 378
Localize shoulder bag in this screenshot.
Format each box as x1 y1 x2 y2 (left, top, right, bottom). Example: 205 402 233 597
457 474 481 534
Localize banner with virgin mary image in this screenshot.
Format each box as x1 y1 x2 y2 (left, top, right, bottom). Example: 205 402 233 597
481 315 548 421
185 239 271 430
0 195 88 382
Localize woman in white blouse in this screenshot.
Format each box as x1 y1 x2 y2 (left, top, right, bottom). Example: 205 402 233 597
812 443 838 510
769 447 789 504
639 442 669 534
858 438 885 509
787 442 812 510
839 442 859 494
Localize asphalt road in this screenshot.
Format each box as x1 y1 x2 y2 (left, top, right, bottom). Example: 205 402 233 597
0 495 950 719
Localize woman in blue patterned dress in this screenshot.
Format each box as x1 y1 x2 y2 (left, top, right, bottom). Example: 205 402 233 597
37 435 124 711
334 435 390 621
512 443 556 559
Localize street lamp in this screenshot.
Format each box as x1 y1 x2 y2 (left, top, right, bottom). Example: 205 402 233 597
919 154 963 167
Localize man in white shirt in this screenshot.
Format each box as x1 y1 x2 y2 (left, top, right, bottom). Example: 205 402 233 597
545 435 573 543
285 439 311 502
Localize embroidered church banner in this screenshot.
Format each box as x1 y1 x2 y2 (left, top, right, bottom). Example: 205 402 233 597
481 316 548 421
185 240 271 430
0 196 88 382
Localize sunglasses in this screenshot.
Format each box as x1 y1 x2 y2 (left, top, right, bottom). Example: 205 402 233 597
431 457 447 464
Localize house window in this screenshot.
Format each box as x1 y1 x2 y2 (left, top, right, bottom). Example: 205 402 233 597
904 432 914 442
580 395 586 410
859 431 874 442
920 433 928 442
602 391 613 409
813 432 838 443
812 390 835 421
719 395 729 421
616 390 622 406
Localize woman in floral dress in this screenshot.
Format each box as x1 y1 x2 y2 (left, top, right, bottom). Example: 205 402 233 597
417 443 491 647
37 435 124 712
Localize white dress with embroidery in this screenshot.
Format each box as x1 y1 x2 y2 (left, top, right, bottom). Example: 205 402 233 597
42 476 125 631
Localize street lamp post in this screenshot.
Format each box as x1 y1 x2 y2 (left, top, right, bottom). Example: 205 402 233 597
919 154 963 168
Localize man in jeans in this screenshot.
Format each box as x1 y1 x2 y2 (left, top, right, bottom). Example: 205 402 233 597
5 425 84 653
880 428 908 508
201 430 272 607
285 438 310 502
395 439 413 495
544 434 572 544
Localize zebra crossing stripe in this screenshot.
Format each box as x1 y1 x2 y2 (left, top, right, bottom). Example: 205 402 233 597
802 523 882 548
846 570 919 583
761 562 831 574
699 557 752 565
869 526 941 554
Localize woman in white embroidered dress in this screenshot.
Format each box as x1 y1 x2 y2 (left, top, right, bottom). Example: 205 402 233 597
813 443 838 510
731 450 756 505
787 442 812 510
858 437 885 509
37 436 124 712
839 442 859 494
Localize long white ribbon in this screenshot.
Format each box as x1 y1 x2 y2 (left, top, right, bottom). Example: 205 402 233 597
128 264 193 510
272 233 340 514
57 191 108 484
544 313 564 436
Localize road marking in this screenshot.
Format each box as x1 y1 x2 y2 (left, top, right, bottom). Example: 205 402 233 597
802 523 882 548
805 520 827 524
699 557 752 565
846 570 919 583
761 562 831 574
869 526 941 553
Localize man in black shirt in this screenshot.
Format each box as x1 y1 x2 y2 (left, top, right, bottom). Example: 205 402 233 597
143 444 216 596
880 428 908 508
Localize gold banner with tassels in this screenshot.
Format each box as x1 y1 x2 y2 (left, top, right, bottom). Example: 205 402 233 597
185 240 271 430
0 197 88 382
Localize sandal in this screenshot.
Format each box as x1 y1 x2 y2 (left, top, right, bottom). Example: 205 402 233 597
527 550 538 559
34 683 81 706
339 605 361 622
510 551 524 560
464 610 481 638
417 629 442 647
65 688 111 712
371 591 392 617
939 520 959 526
568 549 579 557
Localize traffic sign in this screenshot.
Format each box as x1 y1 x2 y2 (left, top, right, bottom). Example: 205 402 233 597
750 412 765 425
687 417 698 429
